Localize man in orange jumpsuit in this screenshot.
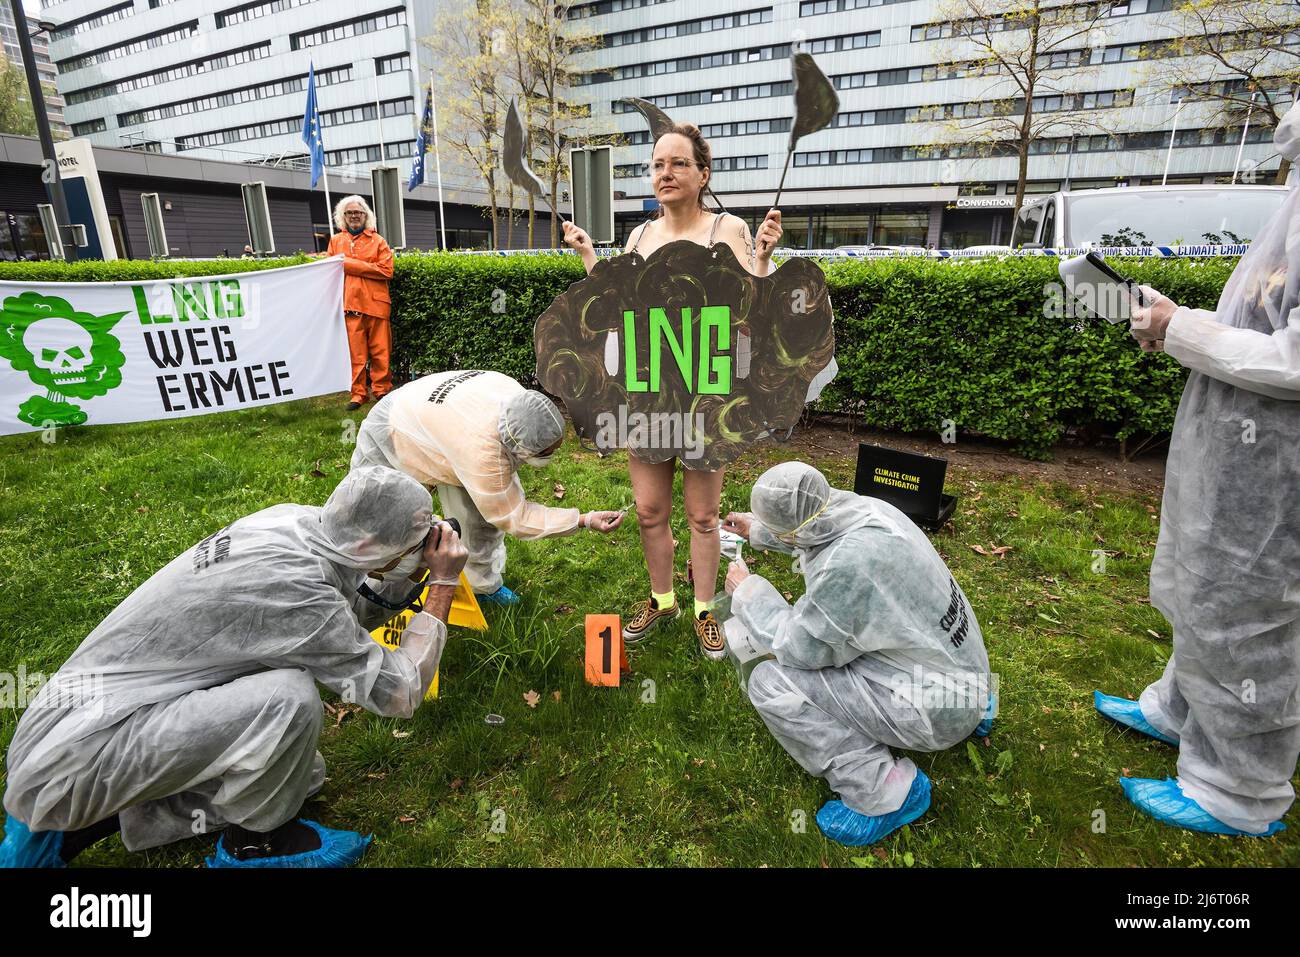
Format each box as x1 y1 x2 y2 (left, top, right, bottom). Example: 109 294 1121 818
327 195 395 410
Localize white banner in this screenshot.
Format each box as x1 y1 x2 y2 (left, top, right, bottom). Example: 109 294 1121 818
0 259 349 437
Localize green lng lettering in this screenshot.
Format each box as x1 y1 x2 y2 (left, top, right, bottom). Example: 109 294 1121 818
132 279 244 325
623 305 731 395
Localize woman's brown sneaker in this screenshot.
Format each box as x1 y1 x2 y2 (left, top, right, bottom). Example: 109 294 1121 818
623 598 680 643
693 611 726 661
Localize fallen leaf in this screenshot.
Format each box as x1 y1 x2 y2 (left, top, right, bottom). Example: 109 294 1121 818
367 772 386 780
872 847 888 861
555 604 573 614
1146 629 1162 639
990 545 1013 556
553 482 566 500
692 758 705 766
1039 743 1046 751
310 459 327 478
136 506 149 513
1121 767 1130 777
449 778 463 791
969 544 990 556
398 815 417 824
392 730 411 739
524 689 541 709
552 690 562 702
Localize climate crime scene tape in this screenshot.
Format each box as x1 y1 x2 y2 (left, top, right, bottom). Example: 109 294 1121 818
410 244 1248 259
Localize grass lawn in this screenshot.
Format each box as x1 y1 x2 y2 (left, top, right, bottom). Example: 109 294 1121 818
0 395 1295 868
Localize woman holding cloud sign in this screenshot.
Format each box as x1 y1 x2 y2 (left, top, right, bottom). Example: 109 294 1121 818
537 52 839 661
562 123 783 660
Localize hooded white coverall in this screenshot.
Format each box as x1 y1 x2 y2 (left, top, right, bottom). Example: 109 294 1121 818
351 370 580 593
1133 105 1300 833
731 463 991 816
3 467 445 851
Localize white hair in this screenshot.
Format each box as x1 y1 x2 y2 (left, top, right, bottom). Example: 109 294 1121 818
333 195 376 232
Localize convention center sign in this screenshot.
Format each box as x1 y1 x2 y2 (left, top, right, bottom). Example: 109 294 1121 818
0 259 349 435
535 240 836 471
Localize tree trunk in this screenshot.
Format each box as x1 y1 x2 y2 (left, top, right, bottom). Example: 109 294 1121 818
1276 157 1292 186
505 184 516 249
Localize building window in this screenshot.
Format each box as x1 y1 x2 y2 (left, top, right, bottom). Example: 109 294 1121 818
71 118 107 135
58 22 199 73
64 43 272 105
217 0 320 28
712 155 769 171
292 8 407 51
117 65 351 126
605 7 772 47
48 2 134 42
376 52 410 75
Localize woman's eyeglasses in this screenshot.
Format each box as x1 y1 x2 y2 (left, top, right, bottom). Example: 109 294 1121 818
650 158 698 174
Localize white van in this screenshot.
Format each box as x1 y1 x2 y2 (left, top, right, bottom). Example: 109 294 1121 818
1009 184 1288 249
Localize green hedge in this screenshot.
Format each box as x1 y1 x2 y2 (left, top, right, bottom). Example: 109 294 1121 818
0 253 1236 457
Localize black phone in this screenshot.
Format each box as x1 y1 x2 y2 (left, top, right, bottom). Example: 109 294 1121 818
1085 252 1148 307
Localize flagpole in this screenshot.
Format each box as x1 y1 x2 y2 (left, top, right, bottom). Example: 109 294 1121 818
322 166 333 228
430 72 447 251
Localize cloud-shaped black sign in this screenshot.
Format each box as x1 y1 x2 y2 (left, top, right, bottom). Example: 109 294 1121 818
535 240 835 471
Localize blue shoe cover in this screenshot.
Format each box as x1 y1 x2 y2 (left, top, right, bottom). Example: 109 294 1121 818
479 585 520 606
205 819 372 868
0 815 66 868
816 770 932 846
1093 690 1179 746
973 691 997 738
1120 777 1286 837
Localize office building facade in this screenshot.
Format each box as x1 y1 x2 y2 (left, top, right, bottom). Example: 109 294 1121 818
36 0 477 184
568 0 1294 248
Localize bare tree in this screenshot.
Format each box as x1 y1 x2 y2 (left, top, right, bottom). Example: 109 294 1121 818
1153 0 1300 183
425 0 507 246
928 0 1115 221
521 0 600 247
493 0 543 247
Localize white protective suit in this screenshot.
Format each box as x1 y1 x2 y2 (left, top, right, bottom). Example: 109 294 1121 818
351 370 580 593
3 467 447 851
1134 104 1300 833
732 463 991 816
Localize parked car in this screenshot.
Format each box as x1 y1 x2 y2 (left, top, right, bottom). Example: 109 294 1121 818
833 244 932 256
1008 183 1288 249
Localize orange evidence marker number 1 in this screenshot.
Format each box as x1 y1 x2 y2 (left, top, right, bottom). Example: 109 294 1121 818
585 614 629 687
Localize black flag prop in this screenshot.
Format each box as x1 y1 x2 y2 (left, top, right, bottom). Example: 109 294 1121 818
534 239 835 471
772 52 840 211
619 97 726 212
502 97 568 223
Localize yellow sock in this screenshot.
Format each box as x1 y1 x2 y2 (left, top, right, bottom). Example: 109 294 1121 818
651 590 676 610
694 599 709 619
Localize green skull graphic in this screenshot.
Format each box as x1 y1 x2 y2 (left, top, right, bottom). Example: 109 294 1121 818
0 291 127 428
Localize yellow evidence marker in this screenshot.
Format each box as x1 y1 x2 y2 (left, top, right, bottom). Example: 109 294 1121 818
370 573 488 699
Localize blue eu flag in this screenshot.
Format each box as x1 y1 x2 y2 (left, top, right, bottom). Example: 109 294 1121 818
408 85 433 191
302 62 326 188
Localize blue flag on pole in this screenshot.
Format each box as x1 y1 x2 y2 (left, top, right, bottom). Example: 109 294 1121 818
408 84 433 191
302 62 326 188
